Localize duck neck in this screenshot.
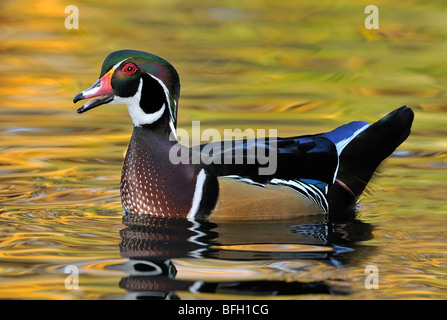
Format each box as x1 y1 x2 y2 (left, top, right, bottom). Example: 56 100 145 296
139 107 177 141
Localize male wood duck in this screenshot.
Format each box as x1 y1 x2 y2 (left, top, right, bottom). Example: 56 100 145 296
74 50 414 221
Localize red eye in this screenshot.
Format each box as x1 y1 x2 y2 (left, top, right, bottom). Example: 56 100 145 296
122 63 137 75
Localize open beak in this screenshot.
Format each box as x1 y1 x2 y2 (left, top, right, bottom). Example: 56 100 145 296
74 69 115 113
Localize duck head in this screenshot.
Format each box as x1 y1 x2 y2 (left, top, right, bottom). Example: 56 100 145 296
74 50 180 131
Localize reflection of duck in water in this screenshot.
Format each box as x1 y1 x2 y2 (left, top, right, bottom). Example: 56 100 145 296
74 49 413 220
116 215 375 299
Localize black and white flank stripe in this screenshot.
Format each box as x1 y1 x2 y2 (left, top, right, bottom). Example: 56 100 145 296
224 175 329 213
269 178 329 213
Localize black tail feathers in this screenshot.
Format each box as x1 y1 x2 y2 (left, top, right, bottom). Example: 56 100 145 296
328 106 414 212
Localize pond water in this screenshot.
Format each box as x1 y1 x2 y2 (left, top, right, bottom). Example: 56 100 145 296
0 0 446 299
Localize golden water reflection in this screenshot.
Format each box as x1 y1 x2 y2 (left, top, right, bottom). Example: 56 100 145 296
116 215 372 299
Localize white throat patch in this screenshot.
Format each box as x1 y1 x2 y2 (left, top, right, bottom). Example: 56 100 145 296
111 78 166 127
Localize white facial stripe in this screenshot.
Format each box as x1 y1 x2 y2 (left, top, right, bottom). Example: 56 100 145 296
112 58 131 71
169 120 178 141
144 72 178 138
146 73 175 123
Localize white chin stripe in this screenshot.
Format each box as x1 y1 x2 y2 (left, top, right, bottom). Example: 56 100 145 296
112 78 166 127
129 102 166 127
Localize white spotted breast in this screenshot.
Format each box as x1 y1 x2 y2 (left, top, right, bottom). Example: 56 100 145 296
120 127 197 218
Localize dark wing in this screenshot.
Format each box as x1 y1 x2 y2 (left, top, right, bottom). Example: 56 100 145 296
191 135 338 185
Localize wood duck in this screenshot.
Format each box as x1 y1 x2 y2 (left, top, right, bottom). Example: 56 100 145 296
74 50 414 221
